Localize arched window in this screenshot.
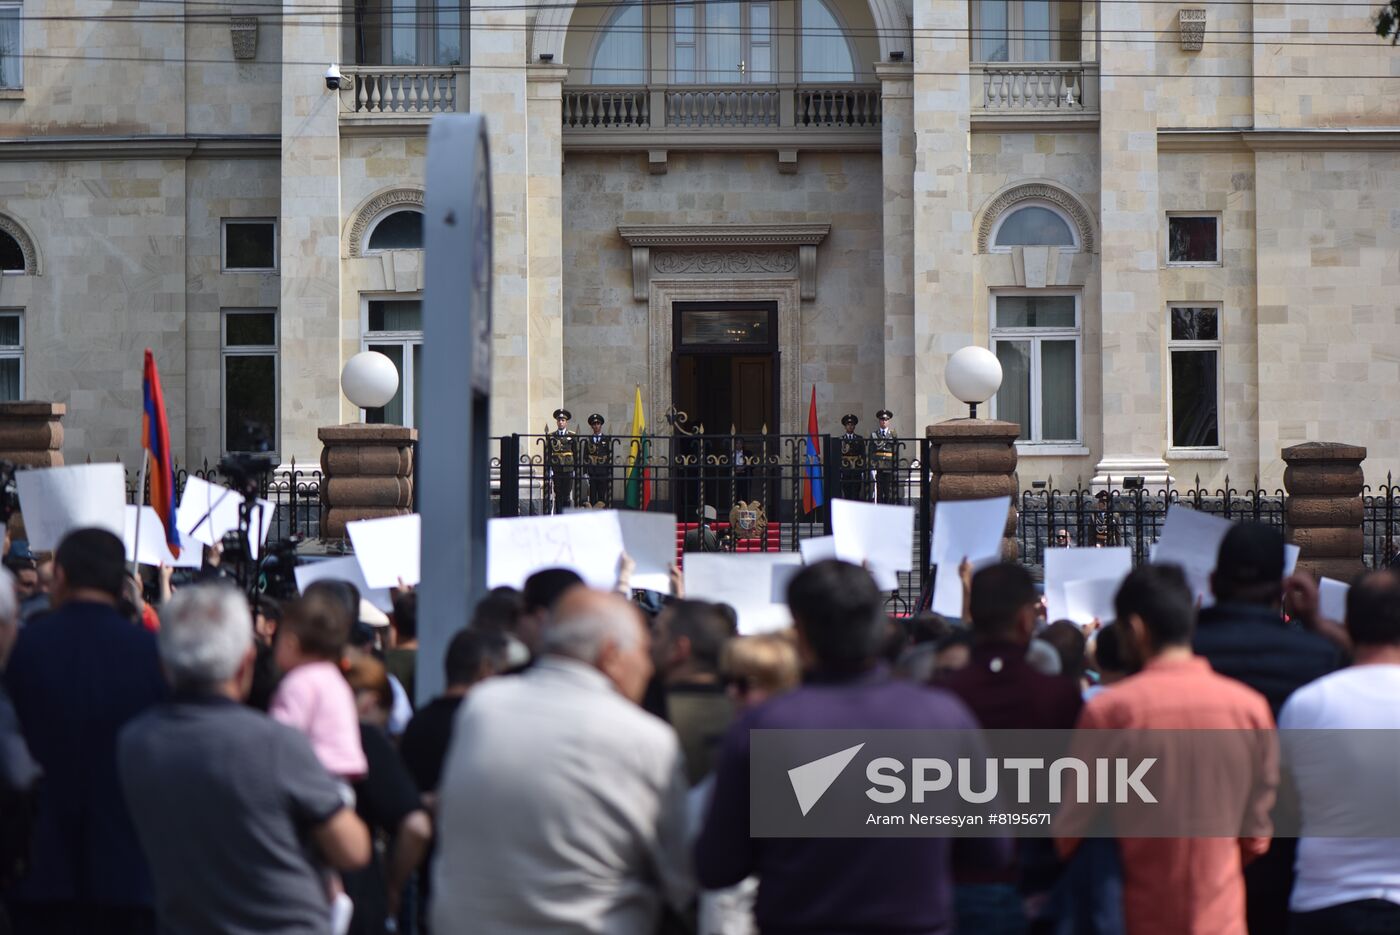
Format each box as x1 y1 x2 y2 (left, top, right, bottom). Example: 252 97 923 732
366 209 424 252
992 204 1077 249
0 230 23 273
591 3 646 84
801 0 856 81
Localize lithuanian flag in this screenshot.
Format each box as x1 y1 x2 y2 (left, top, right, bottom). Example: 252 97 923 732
624 385 650 509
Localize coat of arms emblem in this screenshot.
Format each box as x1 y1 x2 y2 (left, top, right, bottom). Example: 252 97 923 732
728 501 768 540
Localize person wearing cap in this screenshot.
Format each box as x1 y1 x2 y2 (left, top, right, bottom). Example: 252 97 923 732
684 506 721 553
581 413 613 508
1192 521 1342 935
546 408 577 514
838 414 866 501
869 409 898 503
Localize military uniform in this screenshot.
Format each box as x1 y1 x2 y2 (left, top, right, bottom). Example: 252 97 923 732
547 408 577 514
869 408 898 503
581 413 612 507
838 414 866 501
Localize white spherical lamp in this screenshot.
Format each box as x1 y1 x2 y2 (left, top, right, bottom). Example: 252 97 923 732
341 351 400 410
945 346 1003 419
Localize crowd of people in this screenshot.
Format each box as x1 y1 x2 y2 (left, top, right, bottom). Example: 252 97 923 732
0 509 1397 935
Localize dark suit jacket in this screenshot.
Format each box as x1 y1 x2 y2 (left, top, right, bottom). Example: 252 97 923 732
3 600 167 906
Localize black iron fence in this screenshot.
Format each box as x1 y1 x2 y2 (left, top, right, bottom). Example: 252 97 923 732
490 432 931 611
125 460 323 543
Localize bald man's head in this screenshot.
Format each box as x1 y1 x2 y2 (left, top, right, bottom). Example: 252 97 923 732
541 587 653 702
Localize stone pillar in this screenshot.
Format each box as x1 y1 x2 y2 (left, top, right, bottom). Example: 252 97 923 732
926 419 1020 560
526 64 568 433
318 425 417 539
1092 0 1168 488
279 0 343 464
1283 442 1366 581
911 0 973 434
875 61 915 423
0 402 65 467
471 0 531 435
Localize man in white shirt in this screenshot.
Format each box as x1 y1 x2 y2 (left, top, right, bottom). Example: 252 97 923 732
432 587 693 934
1279 568 1400 935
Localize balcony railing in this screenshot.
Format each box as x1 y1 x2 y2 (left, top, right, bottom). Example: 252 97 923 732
562 84 882 133
971 62 1099 116
339 66 466 116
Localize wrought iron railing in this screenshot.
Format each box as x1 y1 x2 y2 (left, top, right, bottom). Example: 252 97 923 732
125 460 323 543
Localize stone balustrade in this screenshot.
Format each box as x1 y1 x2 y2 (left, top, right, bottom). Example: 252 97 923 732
562 84 882 132
339 66 465 115
973 62 1099 115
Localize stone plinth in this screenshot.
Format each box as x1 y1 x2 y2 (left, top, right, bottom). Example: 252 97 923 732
927 419 1020 561
0 402 66 467
1283 442 1365 581
318 424 417 539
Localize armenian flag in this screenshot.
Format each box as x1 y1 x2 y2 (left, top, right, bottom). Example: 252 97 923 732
142 348 181 558
802 385 825 515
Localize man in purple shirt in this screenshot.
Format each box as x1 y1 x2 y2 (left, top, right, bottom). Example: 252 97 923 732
695 560 1009 935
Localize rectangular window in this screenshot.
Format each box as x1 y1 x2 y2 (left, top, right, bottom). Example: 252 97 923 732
1168 305 1221 448
435 1 462 65
990 293 1080 444
363 297 423 428
1167 214 1221 265
975 0 1010 62
0 4 21 89
221 310 278 454
222 219 277 272
674 3 696 82
749 3 771 81
0 310 22 401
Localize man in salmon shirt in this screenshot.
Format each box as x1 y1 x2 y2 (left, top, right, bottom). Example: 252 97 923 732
1057 564 1278 935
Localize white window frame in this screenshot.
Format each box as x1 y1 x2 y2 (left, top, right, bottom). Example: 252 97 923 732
220 218 278 273
360 294 423 429
989 290 1085 453
0 2 23 90
0 309 23 401
363 208 425 254
989 200 1081 253
219 308 279 456
971 0 1067 64
1166 303 1226 456
1165 212 1222 268
669 0 774 84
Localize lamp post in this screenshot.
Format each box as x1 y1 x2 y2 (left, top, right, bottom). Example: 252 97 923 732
944 346 1003 420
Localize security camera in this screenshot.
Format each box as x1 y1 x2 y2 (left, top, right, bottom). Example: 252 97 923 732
325 63 343 91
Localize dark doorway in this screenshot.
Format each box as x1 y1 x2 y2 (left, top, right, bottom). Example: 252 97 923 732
672 302 779 518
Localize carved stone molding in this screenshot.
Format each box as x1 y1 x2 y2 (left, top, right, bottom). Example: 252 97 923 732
230 16 258 61
653 250 797 275
1179 9 1206 52
0 214 40 275
618 222 830 301
346 188 425 257
975 182 1096 254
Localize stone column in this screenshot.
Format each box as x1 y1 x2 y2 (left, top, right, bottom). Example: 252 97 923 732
318 425 417 539
911 0 973 435
526 64 568 432
1092 0 1168 488
926 419 1020 560
875 61 915 423
1283 442 1366 581
471 0 531 435
0 402 65 467
279 0 343 464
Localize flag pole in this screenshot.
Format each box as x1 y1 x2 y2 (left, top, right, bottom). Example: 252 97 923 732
130 448 148 578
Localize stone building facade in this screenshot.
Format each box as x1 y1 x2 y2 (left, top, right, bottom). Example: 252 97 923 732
0 0 1398 489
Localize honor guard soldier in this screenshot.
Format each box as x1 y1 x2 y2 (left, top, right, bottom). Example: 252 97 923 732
547 408 577 513
838 414 866 501
581 413 613 507
869 408 898 503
